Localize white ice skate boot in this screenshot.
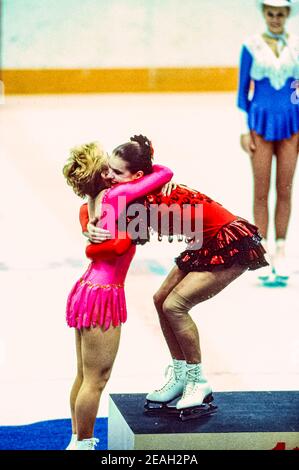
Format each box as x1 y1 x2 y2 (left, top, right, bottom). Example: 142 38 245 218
65 433 77 450
144 359 186 413
257 240 274 283
273 240 290 284
76 437 99 450
274 257 290 282
176 364 217 421
257 264 274 282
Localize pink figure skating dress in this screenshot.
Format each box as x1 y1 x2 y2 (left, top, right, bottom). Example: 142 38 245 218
66 165 173 330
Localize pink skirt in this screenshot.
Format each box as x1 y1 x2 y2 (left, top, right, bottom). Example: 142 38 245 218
66 267 127 330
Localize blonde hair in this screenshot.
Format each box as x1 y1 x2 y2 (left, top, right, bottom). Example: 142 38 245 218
63 141 108 198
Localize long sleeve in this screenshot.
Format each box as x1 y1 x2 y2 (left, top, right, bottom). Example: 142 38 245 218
79 165 173 231
239 110 250 134
237 45 253 113
79 203 89 232
106 164 173 216
85 233 132 260
80 165 172 261
79 203 132 260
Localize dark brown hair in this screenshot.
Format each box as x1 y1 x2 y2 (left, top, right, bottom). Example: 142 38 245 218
112 134 154 175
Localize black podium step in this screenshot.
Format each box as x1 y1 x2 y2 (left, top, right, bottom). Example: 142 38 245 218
108 391 299 450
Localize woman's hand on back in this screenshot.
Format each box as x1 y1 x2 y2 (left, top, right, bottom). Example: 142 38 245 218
86 218 112 243
161 180 177 196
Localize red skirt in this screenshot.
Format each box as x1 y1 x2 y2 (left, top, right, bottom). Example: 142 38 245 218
175 219 268 272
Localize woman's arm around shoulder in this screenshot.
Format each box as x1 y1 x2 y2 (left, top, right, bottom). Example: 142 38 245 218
107 164 173 211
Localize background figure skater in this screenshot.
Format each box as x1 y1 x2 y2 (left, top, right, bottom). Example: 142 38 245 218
238 0 299 286
86 176 268 421
63 137 172 449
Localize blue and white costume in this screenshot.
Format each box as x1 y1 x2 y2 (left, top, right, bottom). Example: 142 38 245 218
238 33 299 141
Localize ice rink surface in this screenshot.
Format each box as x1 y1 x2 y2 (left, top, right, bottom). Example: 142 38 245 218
0 92 298 424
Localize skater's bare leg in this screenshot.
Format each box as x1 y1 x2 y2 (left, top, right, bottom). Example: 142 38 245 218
250 131 274 239
75 325 121 440
145 267 189 405
153 266 187 360
69 329 83 434
159 265 247 411
274 134 298 240
162 265 247 363
146 264 247 408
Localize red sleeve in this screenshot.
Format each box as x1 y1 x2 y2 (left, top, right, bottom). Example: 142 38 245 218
79 203 132 260
85 233 132 260
79 203 89 232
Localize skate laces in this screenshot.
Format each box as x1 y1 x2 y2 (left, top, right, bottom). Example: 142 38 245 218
166 362 186 382
156 365 175 391
165 364 173 379
154 365 177 393
182 366 201 398
153 362 186 393
186 366 201 382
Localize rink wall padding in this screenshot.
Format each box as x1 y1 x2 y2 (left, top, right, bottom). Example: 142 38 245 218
108 391 299 450
1 68 238 94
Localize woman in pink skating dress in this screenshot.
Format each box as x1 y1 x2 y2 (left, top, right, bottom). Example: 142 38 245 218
63 135 172 450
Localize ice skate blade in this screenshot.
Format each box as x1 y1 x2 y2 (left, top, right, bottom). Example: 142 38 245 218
179 403 218 422
258 275 271 281
144 399 180 416
275 275 289 281
262 276 288 288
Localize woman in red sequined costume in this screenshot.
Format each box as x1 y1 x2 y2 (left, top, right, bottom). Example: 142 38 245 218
82 153 268 419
